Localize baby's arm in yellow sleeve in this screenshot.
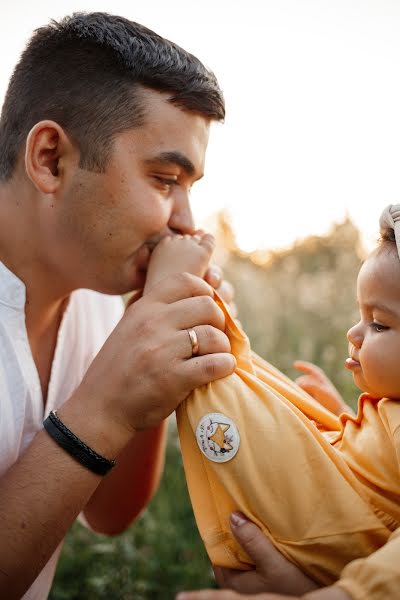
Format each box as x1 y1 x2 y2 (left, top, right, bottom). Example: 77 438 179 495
333 526 400 600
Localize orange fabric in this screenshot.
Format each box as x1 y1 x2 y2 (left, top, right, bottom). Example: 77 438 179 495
176 295 400 588
336 527 400 599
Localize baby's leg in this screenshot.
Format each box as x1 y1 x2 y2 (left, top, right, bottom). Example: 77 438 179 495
144 232 215 293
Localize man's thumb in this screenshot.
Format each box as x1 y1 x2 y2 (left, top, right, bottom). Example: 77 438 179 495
230 512 273 563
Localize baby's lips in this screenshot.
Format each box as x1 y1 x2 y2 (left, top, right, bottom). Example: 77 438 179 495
345 357 361 371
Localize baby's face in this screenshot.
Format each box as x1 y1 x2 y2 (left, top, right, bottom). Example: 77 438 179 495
346 246 400 399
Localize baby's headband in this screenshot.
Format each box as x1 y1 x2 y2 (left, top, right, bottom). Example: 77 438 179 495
379 204 400 258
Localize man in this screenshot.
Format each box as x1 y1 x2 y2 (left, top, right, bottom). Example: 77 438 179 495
0 13 236 599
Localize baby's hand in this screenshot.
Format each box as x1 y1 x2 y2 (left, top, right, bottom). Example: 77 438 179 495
294 360 352 416
144 232 215 294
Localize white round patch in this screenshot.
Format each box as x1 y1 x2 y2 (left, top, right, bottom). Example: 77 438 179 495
196 412 240 463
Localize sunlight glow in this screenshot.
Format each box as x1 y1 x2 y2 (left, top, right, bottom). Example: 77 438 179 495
1 0 399 253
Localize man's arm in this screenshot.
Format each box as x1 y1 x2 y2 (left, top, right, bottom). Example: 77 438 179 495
83 421 167 533
0 423 126 600
0 274 235 600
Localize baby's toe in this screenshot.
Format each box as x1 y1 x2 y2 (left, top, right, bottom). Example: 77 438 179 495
199 233 215 255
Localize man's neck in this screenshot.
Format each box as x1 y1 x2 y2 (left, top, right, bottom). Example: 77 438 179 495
0 174 78 404
25 291 70 341
0 176 73 334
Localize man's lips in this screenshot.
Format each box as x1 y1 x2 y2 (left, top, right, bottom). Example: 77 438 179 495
134 245 152 271
145 238 161 251
134 235 172 270
345 357 361 371
132 235 169 272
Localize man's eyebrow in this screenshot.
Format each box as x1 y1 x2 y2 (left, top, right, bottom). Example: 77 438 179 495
145 151 196 176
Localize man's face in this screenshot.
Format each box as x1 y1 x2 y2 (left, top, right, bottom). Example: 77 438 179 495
53 90 210 294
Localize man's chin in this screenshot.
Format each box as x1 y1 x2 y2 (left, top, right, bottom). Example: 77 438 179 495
118 266 147 295
93 271 146 297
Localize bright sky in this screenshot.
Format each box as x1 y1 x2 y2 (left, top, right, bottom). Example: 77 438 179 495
2 0 400 252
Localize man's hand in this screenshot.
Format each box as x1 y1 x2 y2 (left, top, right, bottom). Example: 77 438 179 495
213 513 319 596
204 264 238 318
126 263 238 317
293 361 352 416
175 588 351 600
65 273 236 452
175 516 351 600
177 593 289 599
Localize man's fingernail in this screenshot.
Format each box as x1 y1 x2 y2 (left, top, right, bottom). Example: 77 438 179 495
228 355 237 371
176 594 187 600
210 268 221 284
230 511 248 527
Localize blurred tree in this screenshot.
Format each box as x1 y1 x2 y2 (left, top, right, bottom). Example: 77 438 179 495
216 212 364 408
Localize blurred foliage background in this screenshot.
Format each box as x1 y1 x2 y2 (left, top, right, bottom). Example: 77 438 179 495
51 215 365 599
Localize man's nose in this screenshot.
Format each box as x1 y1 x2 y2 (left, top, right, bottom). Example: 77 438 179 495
347 321 363 349
168 190 195 235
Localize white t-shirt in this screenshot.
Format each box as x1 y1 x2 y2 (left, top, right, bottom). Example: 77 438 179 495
0 261 124 599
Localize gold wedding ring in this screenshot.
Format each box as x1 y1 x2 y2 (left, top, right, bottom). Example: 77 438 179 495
187 328 199 357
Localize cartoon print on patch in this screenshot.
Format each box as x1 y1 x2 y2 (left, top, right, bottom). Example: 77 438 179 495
196 412 240 463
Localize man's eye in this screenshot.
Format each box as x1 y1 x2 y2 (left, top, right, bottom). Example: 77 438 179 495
370 322 389 332
154 176 178 190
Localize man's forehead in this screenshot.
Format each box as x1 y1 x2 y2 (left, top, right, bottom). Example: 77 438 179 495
117 90 210 174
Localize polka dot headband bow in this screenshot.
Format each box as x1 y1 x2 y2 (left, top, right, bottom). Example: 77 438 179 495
379 204 400 258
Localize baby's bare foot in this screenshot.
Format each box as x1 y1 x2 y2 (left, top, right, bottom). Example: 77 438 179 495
144 232 215 293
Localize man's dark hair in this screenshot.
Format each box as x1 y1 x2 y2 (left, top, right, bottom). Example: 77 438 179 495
0 12 225 180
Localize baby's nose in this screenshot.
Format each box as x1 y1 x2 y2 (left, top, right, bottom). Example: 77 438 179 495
347 322 363 349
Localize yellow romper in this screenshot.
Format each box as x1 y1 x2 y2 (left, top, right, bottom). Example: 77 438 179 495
176 295 400 587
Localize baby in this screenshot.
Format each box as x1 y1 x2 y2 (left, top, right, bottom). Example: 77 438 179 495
143 209 400 600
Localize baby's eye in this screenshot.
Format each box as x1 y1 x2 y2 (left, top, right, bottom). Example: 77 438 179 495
370 322 389 333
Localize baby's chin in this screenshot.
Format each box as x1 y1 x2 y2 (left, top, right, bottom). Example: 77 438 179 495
357 382 385 400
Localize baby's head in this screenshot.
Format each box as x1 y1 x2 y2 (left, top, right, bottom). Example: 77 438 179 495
346 205 400 399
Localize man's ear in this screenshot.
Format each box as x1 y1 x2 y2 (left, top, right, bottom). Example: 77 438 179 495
25 120 76 194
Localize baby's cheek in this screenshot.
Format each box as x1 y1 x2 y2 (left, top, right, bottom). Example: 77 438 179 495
356 353 377 389
382 356 400 390
364 353 398 397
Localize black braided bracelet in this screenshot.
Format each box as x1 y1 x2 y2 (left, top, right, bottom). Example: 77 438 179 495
43 410 116 476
